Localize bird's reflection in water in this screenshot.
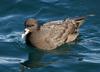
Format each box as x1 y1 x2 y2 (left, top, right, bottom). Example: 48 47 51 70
20 43 76 72
20 48 46 68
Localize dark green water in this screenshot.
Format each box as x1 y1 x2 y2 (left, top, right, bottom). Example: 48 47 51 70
0 0 100 72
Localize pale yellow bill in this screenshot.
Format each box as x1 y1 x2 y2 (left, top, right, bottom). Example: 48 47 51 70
22 28 30 39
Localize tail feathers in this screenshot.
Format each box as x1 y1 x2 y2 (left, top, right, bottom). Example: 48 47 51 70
74 16 85 21
74 14 95 27
74 17 85 27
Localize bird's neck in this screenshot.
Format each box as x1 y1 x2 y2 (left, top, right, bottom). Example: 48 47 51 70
25 32 32 46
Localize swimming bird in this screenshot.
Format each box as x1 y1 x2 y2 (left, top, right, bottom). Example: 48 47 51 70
22 17 85 50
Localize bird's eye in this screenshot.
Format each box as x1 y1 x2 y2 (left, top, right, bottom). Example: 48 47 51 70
25 25 35 27
31 25 35 26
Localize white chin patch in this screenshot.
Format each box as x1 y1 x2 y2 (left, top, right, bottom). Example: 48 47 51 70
21 28 30 39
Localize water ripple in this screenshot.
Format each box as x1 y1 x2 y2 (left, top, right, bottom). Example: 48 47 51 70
79 37 100 51
0 14 21 22
0 32 22 42
0 57 25 64
41 0 59 3
79 53 100 63
15 0 22 3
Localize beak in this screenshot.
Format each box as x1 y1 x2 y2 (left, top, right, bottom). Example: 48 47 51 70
22 28 30 39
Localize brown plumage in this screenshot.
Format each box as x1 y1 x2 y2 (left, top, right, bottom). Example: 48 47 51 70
22 17 85 50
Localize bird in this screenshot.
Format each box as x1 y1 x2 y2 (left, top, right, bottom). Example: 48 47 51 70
22 17 85 50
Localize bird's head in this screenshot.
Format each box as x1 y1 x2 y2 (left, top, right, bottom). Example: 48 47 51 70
22 18 38 39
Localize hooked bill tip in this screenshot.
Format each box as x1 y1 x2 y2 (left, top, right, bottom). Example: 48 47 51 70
22 33 25 39
21 28 30 39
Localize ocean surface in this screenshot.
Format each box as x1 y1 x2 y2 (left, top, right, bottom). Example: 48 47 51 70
0 0 100 72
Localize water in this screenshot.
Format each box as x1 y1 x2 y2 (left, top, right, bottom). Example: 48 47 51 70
0 0 100 72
